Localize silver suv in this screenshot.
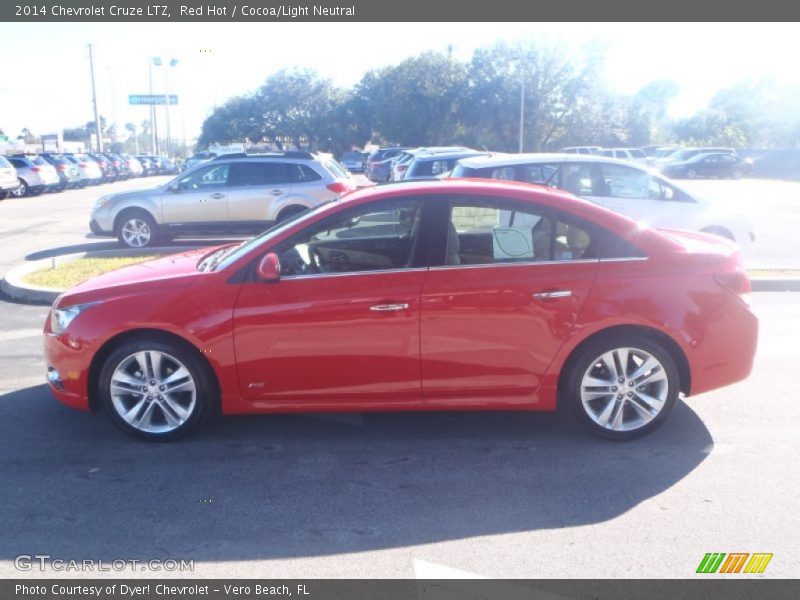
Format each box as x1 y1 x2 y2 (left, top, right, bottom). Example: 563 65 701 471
90 152 355 248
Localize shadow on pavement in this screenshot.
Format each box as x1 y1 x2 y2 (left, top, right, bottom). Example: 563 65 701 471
0 385 713 562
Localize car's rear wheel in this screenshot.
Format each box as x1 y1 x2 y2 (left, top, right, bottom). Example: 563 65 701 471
116 210 158 249
686 169 698 179
98 338 215 441
564 336 679 440
10 179 27 197
732 169 743 180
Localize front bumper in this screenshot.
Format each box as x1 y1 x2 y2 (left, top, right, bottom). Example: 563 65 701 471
89 219 113 236
44 332 93 411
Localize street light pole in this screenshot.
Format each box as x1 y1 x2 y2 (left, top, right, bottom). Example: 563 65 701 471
163 58 178 156
88 44 103 152
149 57 159 154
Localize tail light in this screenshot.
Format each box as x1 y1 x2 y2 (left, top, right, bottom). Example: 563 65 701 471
326 181 354 194
31 166 41 172
714 270 751 305
57 165 66 171
79 163 86 168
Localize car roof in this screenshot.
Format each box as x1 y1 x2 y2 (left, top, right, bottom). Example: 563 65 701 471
411 149 488 161
457 152 647 169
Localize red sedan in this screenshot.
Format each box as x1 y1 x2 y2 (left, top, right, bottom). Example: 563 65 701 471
44 179 757 441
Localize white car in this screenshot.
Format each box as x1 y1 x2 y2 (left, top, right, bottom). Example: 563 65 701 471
598 148 648 165
452 153 755 253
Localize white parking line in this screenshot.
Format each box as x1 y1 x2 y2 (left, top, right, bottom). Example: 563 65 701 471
0 328 42 342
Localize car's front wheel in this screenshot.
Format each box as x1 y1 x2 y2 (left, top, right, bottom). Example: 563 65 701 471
116 210 159 248
98 338 215 441
564 336 679 440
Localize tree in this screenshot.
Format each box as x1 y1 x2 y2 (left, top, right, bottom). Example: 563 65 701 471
361 52 468 146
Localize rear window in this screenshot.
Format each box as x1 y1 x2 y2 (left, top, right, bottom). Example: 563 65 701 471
324 160 348 179
30 156 48 166
0 156 11 168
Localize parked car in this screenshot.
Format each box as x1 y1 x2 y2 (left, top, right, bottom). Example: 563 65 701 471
88 153 118 182
123 155 144 177
47 178 757 441
40 153 83 190
558 146 601 155
404 148 490 179
185 151 217 170
598 148 648 165
0 155 20 199
339 151 366 173
366 147 409 182
106 153 131 180
63 153 103 185
134 155 156 176
653 147 737 168
7 154 60 196
387 147 474 181
89 151 356 249
451 153 755 251
660 153 752 180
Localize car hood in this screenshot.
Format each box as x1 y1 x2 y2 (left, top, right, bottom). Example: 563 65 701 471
54 248 210 308
108 186 164 201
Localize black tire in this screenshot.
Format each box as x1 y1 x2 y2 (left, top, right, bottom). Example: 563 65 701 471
563 335 679 441
276 205 308 223
115 209 159 249
686 169 697 179
0 191 7 200
98 337 215 441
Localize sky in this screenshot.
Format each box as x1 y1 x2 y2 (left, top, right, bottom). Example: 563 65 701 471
1 22 798 146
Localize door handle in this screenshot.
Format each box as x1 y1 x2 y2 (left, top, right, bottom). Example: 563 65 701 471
370 303 410 312
270 189 284 196
533 290 572 300
210 192 225 199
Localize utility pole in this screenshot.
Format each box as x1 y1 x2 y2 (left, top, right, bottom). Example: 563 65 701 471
88 44 103 152
518 67 525 154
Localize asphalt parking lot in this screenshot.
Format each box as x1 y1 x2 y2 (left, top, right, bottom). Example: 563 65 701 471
0 178 798 578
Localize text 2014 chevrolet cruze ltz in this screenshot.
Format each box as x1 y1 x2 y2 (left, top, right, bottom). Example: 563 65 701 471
45 179 757 441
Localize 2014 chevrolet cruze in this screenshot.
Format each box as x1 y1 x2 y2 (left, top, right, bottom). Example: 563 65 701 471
45 179 757 441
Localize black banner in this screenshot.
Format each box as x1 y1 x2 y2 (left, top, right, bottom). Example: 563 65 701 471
3 580 800 600
3 0 800 22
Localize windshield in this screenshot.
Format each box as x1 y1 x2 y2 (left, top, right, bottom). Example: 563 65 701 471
209 199 339 272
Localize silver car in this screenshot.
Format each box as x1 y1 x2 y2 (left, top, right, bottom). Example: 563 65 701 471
64 154 103 185
7 155 60 197
0 156 19 199
90 152 356 248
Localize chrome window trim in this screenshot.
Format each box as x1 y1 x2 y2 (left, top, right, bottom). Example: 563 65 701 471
279 266 430 281
428 258 600 271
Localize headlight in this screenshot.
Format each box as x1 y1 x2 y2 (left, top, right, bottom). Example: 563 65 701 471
93 196 111 211
50 303 98 335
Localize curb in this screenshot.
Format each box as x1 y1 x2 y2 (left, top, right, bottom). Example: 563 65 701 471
2 248 800 305
1 246 187 305
751 279 800 292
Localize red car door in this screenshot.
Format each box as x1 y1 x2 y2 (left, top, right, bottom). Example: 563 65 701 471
233 197 428 405
420 196 598 403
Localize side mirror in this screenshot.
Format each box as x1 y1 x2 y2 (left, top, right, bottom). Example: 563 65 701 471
168 182 180 193
256 253 281 283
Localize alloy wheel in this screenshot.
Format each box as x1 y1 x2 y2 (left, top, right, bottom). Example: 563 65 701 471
580 347 669 433
121 218 152 247
109 350 197 434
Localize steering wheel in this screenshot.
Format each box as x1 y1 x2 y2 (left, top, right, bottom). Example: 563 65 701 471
309 247 326 273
